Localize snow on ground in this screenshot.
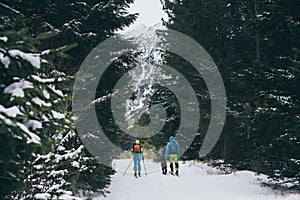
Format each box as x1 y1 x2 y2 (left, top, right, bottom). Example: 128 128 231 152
94 159 299 200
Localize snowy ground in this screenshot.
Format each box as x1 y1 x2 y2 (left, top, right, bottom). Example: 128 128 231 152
94 159 299 200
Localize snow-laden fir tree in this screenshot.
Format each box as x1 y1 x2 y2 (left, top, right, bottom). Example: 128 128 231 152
0 19 73 198
0 4 117 199
162 0 300 185
24 130 114 199
1 0 137 74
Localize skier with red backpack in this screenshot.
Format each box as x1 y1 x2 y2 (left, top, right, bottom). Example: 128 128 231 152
165 136 180 176
132 140 144 178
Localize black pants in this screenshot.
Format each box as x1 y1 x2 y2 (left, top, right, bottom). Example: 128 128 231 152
162 167 167 175
170 163 179 174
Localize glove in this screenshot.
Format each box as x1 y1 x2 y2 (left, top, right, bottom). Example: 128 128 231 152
142 157 144 161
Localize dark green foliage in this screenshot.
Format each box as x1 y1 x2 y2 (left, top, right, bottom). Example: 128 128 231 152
2 0 137 74
0 0 137 198
0 17 73 198
77 162 115 196
163 0 300 182
95 54 137 150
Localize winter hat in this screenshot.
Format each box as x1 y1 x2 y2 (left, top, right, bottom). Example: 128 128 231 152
135 139 140 144
169 136 175 141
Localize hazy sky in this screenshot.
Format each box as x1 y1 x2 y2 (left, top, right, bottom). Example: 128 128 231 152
128 0 168 26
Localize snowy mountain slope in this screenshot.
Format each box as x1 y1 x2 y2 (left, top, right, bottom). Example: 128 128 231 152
94 159 299 200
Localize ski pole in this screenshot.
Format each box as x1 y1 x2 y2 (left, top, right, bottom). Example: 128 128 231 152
142 159 147 175
123 159 133 176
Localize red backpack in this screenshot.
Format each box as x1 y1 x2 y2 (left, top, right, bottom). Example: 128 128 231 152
133 144 141 153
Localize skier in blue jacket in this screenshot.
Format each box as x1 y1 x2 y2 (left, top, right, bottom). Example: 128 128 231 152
132 140 144 178
165 136 180 176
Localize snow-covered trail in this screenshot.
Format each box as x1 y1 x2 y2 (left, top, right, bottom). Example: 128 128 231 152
95 159 299 200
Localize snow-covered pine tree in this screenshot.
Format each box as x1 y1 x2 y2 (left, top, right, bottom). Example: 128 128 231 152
0 10 74 198
241 0 300 183
162 0 300 185
1 5 116 199
2 0 138 74
24 130 114 199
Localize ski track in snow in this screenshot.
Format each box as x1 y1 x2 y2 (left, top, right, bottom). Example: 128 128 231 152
94 159 299 200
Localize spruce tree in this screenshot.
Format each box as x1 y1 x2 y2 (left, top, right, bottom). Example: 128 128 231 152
163 0 300 183
2 0 137 74
1 0 138 198
0 15 73 199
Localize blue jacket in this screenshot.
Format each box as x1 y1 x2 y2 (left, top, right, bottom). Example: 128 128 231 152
165 137 180 158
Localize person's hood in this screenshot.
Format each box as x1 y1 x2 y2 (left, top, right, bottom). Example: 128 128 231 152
169 136 175 142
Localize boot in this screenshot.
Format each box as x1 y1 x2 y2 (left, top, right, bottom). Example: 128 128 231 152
134 171 137 178
170 163 174 175
138 172 141 177
175 163 179 176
